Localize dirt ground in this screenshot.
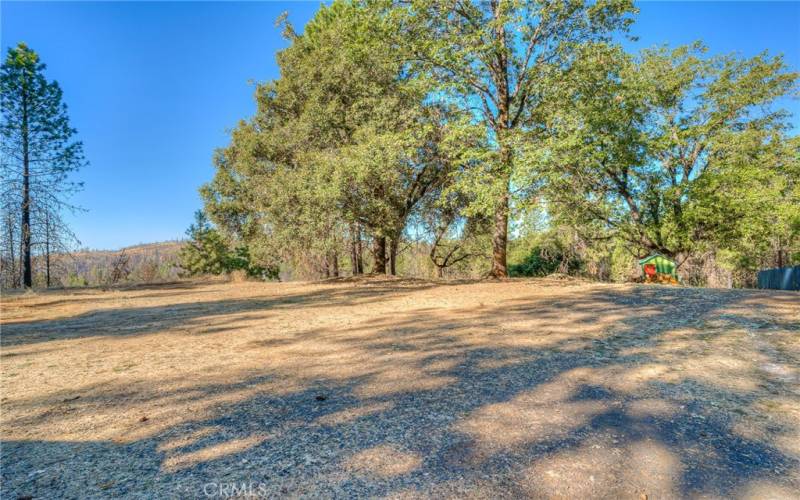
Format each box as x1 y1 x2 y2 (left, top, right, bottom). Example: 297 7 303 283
1 277 798 499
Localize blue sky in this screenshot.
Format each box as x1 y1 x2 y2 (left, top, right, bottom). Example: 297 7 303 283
1 1 798 250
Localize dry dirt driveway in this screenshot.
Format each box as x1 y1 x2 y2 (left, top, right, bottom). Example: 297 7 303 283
1 277 798 498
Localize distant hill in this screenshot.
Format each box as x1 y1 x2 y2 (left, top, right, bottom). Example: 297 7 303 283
54 240 186 287
72 241 185 259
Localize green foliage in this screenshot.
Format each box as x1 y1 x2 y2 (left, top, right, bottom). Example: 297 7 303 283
64 271 88 287
178 211 229 276
196 2 799 285
178 211 275 279
507 225 583 277
508 247 568 277
1 43 86 183
390 0 637 275
201 0 464 277
527 42 799 265
226 245 279 281
1 42 86 288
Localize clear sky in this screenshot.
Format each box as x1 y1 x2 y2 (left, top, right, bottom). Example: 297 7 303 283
2 1 798 250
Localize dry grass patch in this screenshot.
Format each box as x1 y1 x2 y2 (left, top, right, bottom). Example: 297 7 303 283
1 278 798 498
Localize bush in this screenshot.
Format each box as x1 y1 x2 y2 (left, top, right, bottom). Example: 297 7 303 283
225 246 280 280
508 245 581 277
179 211 279 281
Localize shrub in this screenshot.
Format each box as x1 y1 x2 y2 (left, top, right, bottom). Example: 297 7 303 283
179 211 279 280
225 245 279 280
509 245 581 277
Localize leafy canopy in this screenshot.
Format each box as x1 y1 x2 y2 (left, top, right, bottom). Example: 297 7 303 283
526 43 799 260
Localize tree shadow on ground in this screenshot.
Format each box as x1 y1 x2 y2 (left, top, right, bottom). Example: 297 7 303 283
2 282 798 498
0 280 455 346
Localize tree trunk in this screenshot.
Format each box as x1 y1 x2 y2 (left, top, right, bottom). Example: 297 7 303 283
331 250 339 278
489 149 512 278
486 4 511 279
7 217 17 288
350 224 363 276
436 265 444 279
489 193 509 278
21 84 32 288
389 238 398 276
18 244 23 288
45 211 51 287
45 236 51 288
356 237 364 274
373 236 386 274
351 236 358 275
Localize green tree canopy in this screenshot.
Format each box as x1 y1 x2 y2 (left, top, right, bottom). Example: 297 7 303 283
1 42 85 287
526 43 799 264
202 0 465 276
389 0 636 276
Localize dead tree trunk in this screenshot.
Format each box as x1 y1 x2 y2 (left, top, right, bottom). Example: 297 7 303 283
44 211 51 287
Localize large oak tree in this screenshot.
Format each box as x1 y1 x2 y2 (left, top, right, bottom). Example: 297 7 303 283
391 0 636 276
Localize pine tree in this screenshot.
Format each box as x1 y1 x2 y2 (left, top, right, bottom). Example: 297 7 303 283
178 210 230 276
178 210 276 279
1 42 85 288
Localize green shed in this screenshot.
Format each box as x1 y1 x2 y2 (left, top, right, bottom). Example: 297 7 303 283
639 254 677 277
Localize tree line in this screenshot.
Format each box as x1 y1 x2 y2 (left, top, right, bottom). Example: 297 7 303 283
3 1 796 289
192 0 798 284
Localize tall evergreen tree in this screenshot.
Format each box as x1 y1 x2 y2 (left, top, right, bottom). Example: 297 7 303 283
1 42 85 287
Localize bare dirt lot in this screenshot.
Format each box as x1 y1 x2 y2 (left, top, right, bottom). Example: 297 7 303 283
1 277 798 499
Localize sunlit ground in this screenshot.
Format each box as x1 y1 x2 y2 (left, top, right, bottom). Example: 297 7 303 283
1 277 798 498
